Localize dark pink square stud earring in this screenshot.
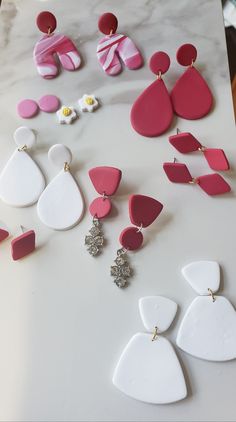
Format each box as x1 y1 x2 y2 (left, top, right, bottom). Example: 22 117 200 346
0 228 9 242
11 228 36 260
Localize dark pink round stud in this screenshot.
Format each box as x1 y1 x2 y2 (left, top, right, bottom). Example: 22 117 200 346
17 99 39 118
119 227 143 251
177 44 197 66
89 197 112 219
38 95 60 112
149 51 170 75
98 12 118 35
36 11 57 34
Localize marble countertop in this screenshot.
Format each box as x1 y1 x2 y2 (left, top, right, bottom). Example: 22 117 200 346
0 0 236 420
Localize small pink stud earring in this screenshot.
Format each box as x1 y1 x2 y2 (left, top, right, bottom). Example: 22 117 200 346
163 159 231 196
11 226 36 260
169 129 230 171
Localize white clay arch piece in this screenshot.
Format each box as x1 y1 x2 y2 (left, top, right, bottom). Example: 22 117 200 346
176 295 236 361
113 333 187 404
139 296 177 333
37 144 84 230
182 261 220 295
0 127 45 207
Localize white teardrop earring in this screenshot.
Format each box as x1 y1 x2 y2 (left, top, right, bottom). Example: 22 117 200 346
0 127 45 207
37 144 84 230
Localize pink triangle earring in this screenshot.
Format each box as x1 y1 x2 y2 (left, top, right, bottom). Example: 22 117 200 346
130 52 173 137
171 44 213 119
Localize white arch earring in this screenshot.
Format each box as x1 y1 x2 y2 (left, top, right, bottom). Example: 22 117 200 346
0 126 45 207
37 144 84 230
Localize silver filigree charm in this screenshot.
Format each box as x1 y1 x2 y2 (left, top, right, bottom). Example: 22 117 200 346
85 216 104 256
110 248 132 288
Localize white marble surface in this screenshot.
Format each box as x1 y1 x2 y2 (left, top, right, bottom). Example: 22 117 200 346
0 0 236 420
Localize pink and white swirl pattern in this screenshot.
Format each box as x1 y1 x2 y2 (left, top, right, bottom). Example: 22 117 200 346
34 33 81 79
97 33 143 76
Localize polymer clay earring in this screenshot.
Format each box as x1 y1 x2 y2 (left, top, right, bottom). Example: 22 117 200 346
97 12 143 76
85 166 122 256
11 226 36 261
169 129 230 171
113 296 187 404
171 44 213 119
34 11 81 79
0 228 9 242
130 52 173 137
177 261 236 361
0 127 45 207
110 195 163 288
163 160 231 195
37 144 84 230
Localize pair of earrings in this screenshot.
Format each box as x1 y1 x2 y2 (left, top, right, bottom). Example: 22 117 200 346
0 127 84 230
113 262 236 404
17 95 60 118
84 167 164 288
131 45 213 137
34 11 143 79
0 226 35 261
163 129 231 196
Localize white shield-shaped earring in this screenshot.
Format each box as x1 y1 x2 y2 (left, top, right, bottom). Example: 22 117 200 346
177 261 236 361
113 296 187 404
37 144 84 230
0 127 45 207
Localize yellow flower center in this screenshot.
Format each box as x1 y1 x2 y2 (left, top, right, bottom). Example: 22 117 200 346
85 96 94 106
62 107 72 116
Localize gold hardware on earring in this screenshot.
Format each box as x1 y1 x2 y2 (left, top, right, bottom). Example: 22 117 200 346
109 29 114 36
152 326 158 342
157 71 162 80
189 178 198 185
47 26 52 36
136 223 143 233
63 162 70 172
198 146 206 152
208 288 216 302
18 144 27 152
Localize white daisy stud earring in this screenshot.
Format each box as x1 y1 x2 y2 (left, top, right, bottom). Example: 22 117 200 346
78 94 99 113
57 105 77 124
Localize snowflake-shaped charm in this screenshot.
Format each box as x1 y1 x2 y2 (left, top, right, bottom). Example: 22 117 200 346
85 218 104 256
110 249 132 288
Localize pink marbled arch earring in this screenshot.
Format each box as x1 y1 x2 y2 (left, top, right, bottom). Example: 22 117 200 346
34 11 81 79
97 12 143 76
